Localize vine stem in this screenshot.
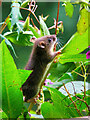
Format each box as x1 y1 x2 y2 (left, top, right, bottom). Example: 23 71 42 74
82 63 87 100
55 0 60 35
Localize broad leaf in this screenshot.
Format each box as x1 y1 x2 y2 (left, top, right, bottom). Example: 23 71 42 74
59 81 90 96
4 31 33 46
1 40 23 118
18 69 32 85
59 54 88 64
58 72 74 82
48 62 75 81
61 27 89 55
41 87 79 118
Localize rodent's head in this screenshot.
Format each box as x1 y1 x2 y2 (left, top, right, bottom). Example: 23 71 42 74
31 35 57 51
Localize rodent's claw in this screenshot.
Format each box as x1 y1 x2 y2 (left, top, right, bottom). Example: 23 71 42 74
57 50 61 54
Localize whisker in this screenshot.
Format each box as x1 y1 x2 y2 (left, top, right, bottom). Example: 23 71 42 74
56 38 64 50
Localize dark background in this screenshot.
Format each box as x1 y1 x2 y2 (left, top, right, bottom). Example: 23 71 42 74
2 2 80 69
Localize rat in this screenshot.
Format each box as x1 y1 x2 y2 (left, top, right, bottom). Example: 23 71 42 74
21 35 61 102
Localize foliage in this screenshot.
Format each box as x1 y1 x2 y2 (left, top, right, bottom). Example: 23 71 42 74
0 0 90 119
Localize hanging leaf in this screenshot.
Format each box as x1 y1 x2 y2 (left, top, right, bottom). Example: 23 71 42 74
39 16 50 36
29 25 41 38
0 34 17 57
23 16 30 31
11 2 22 27
64 2 74 18
77 8 89 35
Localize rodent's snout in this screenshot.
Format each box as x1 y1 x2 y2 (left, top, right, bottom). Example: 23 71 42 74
47 35 56 44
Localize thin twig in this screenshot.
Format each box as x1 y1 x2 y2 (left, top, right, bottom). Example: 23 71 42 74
55 0 60 35
28 102 34 112
71 82 76 95
68 98 78 107
72 70 84 77
79 62 85 75
31 18 36 28
0 16 10 34
82 63 87 100
63 83 82 116
75 96 90 111
12 6 40 25
0 19 10 34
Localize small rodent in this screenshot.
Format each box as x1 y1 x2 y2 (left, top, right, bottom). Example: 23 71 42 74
21 35 61 102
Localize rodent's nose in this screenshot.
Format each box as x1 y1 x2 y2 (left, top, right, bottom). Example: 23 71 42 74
52 35 56 41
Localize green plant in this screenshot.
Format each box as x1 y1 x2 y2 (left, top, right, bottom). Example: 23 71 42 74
0 0 90 119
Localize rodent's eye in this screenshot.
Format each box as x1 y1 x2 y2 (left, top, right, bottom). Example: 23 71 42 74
48 38 52 43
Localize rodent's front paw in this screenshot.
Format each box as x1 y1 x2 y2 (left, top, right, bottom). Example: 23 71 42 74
57 50 61 55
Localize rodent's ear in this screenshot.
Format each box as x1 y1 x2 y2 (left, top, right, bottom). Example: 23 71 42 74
38 41 46 49
30 37 36 43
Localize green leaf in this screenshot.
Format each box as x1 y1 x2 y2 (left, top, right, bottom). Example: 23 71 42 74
0 34 17 57
59 54 88 64
48 62 75 81
23 16 30 31
58 72 74 82
61 27 89 55
29 25 41 38
4 31 33 46
0 40 23 118
18 69 32 85
41 87 79 118
0 111 8 119
21 0 30 8
64 2 74 18
77 8 89 35
39 16 50 36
